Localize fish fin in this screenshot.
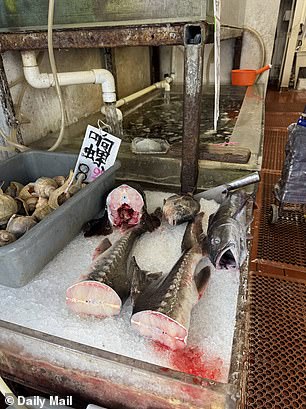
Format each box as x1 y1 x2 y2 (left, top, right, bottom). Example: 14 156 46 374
181 212 205 252
152 206 163 220
232 191 255 219
83 210 113 237
201 236 209 255
195 264 211 298
207 212 215 230
141 207 162 232
130 256 162 305
92 238 112 261
246 198 255 227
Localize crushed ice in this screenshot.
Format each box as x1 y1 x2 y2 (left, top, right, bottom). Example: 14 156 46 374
0 191 241 383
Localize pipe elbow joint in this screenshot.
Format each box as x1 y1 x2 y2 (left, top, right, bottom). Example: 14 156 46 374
23 67 51 89
102 92 117 103
164 82 171 92
92 69 117 103
21 51 38 67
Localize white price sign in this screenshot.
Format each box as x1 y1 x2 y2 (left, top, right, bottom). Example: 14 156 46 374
73 124 121 183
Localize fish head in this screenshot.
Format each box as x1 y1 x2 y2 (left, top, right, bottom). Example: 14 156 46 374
163 194 200 226
208 223 240 270
106 184 144 229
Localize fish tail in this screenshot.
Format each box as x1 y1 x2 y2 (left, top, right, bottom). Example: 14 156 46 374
83 210 113 237
92 237 112 261
201 236 209 257
130 256 162 305
194 238 212 297
181 212 205 252
232 190 255 219
140 207 162 232
195 263 211 298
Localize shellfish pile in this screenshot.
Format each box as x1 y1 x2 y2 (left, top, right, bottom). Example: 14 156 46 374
0 171 84 247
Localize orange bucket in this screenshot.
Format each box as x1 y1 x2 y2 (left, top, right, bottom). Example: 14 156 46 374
232 64 272 86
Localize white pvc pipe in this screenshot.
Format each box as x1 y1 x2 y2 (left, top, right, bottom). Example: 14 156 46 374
115 76 173 108
99 76 173 121
21 51 116 103
21 50 174 124
100 76 173 120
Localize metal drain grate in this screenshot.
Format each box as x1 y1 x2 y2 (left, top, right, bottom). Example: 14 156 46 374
262 128 288 172
245 272 306 409
251 172 306 275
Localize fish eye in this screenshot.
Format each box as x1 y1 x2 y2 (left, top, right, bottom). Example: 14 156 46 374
212 237 221 245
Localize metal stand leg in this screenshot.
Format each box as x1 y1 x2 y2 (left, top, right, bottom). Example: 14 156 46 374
181 24 205 194
0 54 23 160
233 36 243 70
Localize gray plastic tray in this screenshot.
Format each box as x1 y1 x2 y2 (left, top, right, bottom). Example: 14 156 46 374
0 151 120 288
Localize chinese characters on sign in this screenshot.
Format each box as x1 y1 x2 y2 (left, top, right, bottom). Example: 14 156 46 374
73 125 121 183
82 130 114 168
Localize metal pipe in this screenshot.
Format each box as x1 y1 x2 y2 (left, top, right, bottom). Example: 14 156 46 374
180 24 205 194
194 172 261 203
0 24 185 53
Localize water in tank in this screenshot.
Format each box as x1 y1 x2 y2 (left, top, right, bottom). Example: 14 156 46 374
0 0 213 32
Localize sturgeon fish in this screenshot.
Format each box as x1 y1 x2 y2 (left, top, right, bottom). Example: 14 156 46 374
66 224 147 318
83 184 160 237
207 190 253 270
131 213 211 350
163 194 200 226
107 184 145 229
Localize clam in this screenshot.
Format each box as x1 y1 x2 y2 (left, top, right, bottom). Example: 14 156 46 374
0 230 16 247
19 183 37 201
67 177 83 196
6 215 37 238
53 176 65 187
32 203 53 221
25 196 39 213
0 191 18 226
34 177 58 198
5 181 24 198
36 197 48 208
36 197 48 209
15 197 29 216
48 170 74 210
32 196 52 221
